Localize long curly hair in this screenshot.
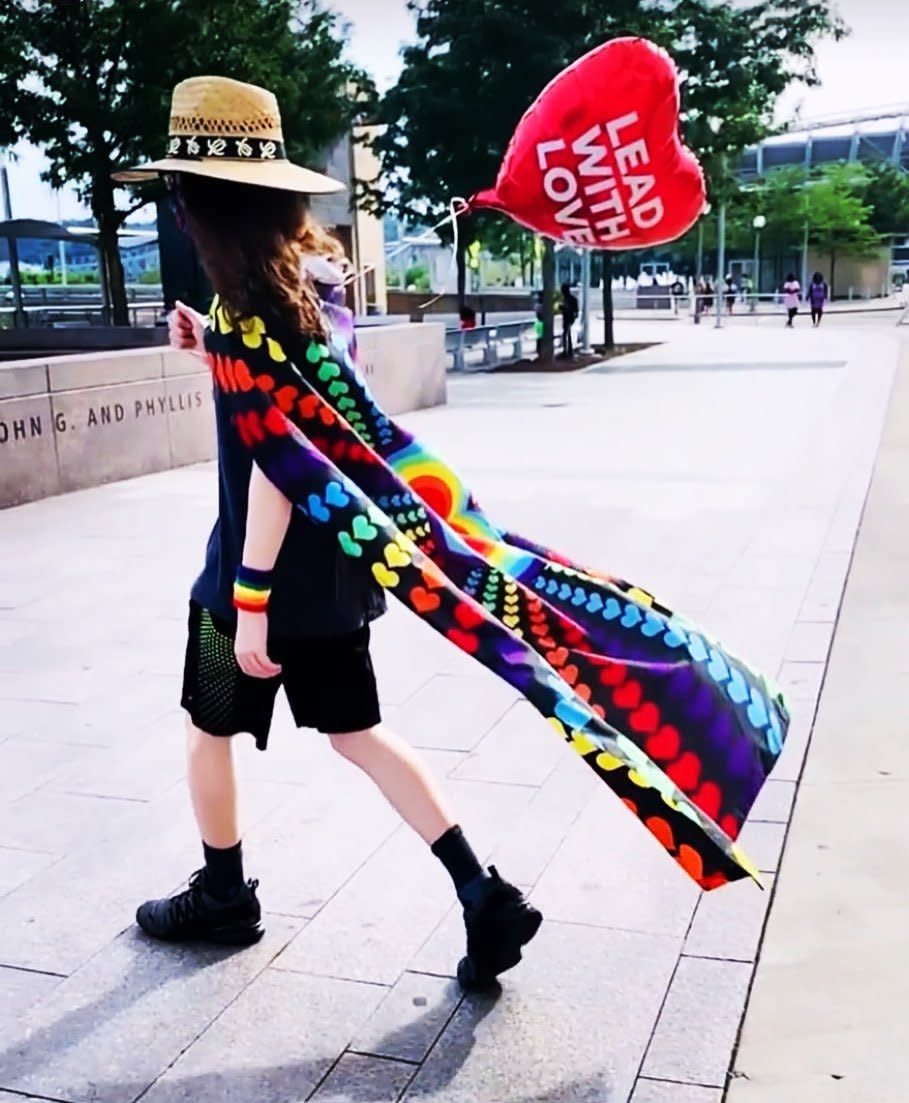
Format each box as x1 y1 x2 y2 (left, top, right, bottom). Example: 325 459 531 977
175 173 344 337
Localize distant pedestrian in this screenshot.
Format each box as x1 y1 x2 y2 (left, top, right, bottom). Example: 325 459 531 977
533 291 543 353
782 273 801 327
459 304 477 330
559 282 579 357
808 272 829 327
724 274 737 315
703 277 715 313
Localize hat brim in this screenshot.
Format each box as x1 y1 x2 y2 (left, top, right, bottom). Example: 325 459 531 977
112 157 345 195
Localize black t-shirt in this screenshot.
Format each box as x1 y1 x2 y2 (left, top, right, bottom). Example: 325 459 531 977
190 328 386 638
561 293 579 323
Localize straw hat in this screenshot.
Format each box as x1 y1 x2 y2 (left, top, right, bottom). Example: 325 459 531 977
112 75 344 194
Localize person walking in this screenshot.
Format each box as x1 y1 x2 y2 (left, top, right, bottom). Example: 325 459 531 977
724 274 737 315
808 271 829 327
782 273 801 327
112 75 541 992
703 276 715 315
559 281 579 357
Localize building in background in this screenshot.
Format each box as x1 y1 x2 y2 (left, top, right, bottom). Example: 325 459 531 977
310 126 387 315
119 237 159 282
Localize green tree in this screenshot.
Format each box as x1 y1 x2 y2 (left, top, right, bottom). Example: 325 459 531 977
370 0 629 357
371 0 843 353
663 0 847 200
2 0 369 325
403 263 430 291
753 165 880 291
857 163 909 237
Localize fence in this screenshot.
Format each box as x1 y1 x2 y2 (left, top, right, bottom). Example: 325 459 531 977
446 321 537 372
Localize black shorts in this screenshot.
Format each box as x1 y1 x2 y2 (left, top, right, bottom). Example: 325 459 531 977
180 602 381 749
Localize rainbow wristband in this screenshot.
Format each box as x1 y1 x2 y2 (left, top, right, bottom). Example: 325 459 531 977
233 565 273 613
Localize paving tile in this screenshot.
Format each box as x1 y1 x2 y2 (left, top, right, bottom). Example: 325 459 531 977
0 737 107 803
748 780 796 823
631 1080 722 1103
776 661 826 704
137 968 386 1103
0 780 286 974
246 755 401 918
394 673 518 753
2 788 146 854
2 789 146 855
0 847 58 900
489 753 598 886
738 820 787 875
274 777 532 985
684 877 775 962
451 701 564 788
404 923 680 1103
0 965 63 1040
351 971 461 1063
45 729 185 803
773 709 815 783
784 621 835 663
798 588 841 624
310 1053 415 1101
0 699 82 742
0 920 301 1102
643 956 752 1088
0 667 109 705
730 555 817 591
408 897 470 979
532 794 700 938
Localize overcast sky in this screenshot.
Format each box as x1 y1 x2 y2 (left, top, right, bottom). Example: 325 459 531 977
5 0 907 223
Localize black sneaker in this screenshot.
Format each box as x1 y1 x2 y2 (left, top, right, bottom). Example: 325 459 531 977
136 869 264 946
456 867 542 992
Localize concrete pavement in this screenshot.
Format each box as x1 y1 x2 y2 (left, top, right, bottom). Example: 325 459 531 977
727 338 909 1103
0 314 903 1102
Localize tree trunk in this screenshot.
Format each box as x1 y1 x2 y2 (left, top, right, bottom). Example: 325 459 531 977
99 226 129 326
93 171 130 326
601 251 615 349
829 247 837 298
540 238 556 362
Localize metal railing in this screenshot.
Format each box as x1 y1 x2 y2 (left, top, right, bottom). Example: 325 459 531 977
446 320 538 372
0 301 165 328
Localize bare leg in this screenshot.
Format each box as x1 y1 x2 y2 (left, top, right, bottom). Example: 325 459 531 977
186 719 240 849
329 723 455 844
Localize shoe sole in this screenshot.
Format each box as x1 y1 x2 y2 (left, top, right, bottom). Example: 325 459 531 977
136 916 265 947
457 905 543 992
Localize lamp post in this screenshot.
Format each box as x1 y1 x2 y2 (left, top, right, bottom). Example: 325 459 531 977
752 214 766 312
695 201 712 279
580 248 592 353
693 202 711 324
715 203 726 329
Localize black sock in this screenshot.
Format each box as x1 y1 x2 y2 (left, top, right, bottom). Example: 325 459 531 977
431 825 488 899
202 841 245 899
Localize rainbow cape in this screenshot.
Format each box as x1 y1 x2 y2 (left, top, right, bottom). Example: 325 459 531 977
204 298 789 891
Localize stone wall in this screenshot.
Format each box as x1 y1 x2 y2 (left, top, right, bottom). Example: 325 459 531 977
0 322 446 509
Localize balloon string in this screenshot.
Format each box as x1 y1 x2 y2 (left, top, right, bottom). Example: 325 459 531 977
341 197 470 312
418 197 468 310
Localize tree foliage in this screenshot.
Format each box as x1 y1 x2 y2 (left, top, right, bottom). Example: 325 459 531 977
1 0 369 324
661 0 847 199
748 164 881 287
856 163 909 237
372 0 844 349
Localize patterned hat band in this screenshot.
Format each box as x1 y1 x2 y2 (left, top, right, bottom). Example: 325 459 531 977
166 133 287 162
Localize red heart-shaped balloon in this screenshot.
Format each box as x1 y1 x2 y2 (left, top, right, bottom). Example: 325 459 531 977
470 37 705 250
